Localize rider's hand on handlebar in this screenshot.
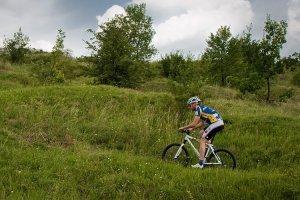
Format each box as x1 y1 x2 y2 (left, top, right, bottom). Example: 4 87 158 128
178 127 186 132
178 127 193 133
186 128 194 133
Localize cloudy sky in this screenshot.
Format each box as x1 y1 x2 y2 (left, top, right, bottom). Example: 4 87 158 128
0 0 299 58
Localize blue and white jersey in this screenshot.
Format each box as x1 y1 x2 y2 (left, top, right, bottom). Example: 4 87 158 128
194 105 222 124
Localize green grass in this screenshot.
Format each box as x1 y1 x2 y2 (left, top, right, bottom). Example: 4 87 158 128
0 84 299 199
0 63 299 199
1 133 298 199
0 64 38 90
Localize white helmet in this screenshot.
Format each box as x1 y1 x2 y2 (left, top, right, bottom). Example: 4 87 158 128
187 96 201 105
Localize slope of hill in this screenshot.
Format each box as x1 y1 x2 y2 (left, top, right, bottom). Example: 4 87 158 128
0 84 299 199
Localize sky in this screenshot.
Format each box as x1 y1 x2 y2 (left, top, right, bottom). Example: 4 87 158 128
0 0 299 58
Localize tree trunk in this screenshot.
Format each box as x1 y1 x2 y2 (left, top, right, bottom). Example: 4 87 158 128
221 74 225 86
221 66 225 86
267 77 270 102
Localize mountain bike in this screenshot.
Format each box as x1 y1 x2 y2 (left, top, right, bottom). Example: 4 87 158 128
162 130 236 169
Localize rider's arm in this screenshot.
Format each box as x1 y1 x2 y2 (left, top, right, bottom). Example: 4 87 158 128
179 116 201 131
194 120 204 129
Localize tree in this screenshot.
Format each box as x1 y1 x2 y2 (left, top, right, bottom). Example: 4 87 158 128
86 3 156 88
3 28 30 63
30 29 79 84
87 15 135 86
124 4 156 61
52 29 67 55
202 26 244 86
160 51 195 83
257 15 287 101
280 52 300 72
228 28 263 94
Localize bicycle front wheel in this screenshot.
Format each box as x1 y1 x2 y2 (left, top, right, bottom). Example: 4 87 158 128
162 143 190 166
206 149 236 169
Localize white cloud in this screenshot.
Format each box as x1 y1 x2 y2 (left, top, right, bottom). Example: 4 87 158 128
131 0 254 56
96 5 126 27
0 0 59 34
31 40 53 52
287 0 300 42
0 0 86 56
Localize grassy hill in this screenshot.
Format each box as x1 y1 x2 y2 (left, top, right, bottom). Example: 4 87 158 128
0 66 299 199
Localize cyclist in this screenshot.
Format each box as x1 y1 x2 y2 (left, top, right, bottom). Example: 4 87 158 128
179 96 224 168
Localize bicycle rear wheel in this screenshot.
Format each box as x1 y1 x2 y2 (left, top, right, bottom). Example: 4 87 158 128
162 143 190 166
206 149 236 169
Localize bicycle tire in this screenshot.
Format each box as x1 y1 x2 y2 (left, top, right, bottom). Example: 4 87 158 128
162 143 190 166
206 149 236 169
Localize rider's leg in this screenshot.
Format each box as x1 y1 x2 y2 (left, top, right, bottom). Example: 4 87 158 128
198 129 204 155
192 130 206 168
199 122 224 164
197 130 207 165
199 138 208 161
193 123 223 168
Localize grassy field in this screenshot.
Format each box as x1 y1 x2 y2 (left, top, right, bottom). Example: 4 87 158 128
0 66 299 199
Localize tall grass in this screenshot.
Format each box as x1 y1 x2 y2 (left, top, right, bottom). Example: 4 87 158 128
1 134 298 199
0 85 299 199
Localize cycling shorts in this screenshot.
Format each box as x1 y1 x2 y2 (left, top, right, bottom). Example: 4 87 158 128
202 120 224 140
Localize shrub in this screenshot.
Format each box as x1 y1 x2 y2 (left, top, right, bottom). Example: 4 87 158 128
291 71 300 86
227 72 262 94
3 28 30 63
143 61 161 80
31 65 65 84
96 57 145 88
160 52 196 83
278 88 295 102
27 52 87 84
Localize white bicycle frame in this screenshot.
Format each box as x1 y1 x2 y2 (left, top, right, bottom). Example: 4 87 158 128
174 133 222 165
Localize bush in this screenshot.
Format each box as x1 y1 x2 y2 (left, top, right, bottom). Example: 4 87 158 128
52 57 86 79
27 52 87 84
278 88 295 102
3 28 30 63
31 65 65 84
160 52 196 83
0 56 11 70
95 57 145 88
142 61 161 80
227 72 262 94
291 71 300 86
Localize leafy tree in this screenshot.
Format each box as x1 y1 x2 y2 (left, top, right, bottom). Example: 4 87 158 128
228 28 263 94
86 4 156 88
30 29 81 84
52 29 66 54
160 51 195 83
87 15 135 86
257 15 287 101
3 28 30 63
202 26 243 86
281 52 300 86
52 29 73 57
280 52 300 72
124 4 156 61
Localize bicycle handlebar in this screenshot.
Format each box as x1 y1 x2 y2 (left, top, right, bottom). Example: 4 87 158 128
179 129 190 134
